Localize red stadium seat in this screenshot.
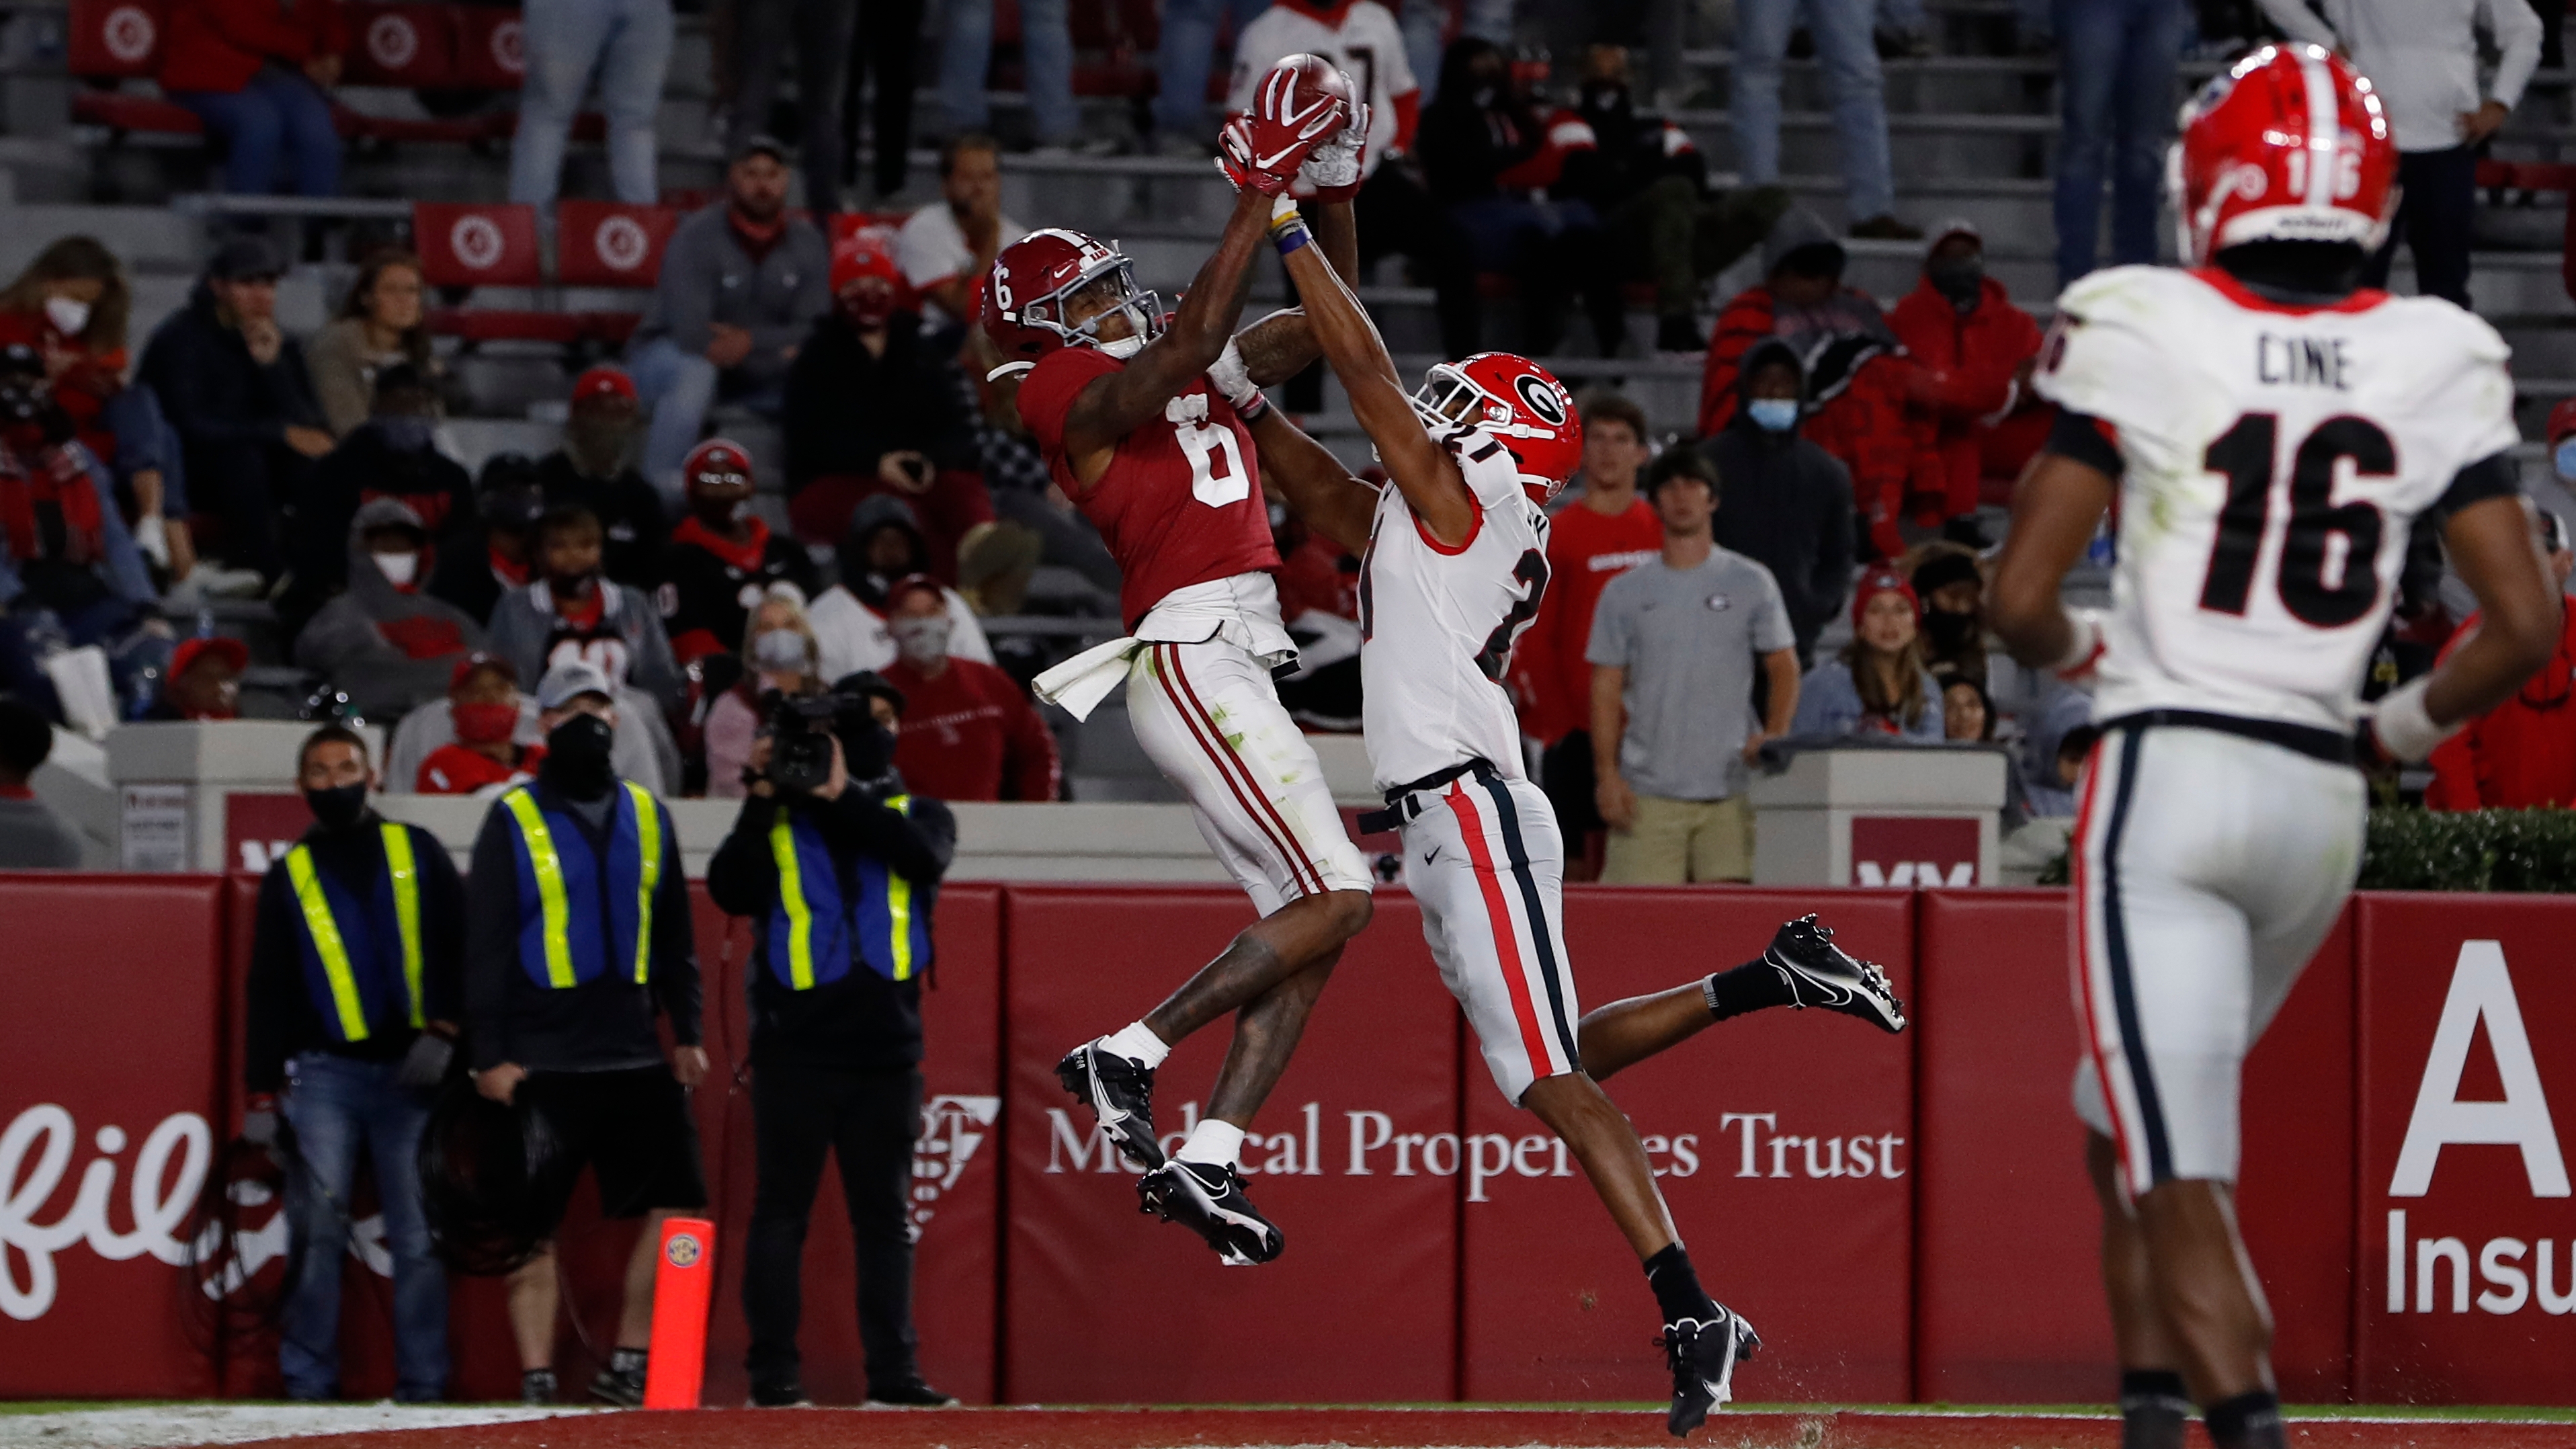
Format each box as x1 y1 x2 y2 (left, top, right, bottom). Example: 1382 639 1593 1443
557 200 678 286
339 3 458 88
450 5 528 89
72 90 202 134
66 0 165 79
414 202 579 344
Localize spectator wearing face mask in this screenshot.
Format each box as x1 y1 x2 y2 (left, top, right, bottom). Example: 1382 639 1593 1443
705 587 825 799
147 634 248 720
876 575 1057 802
284 363 475 636
809 495 994 681
1909 546 1989 690
2427 503 2576 811
658 440 821 666
1792 568 1944 741
416 655 545 795
294 498 487 719
1887 222 2046 546
539 368 667 590
306 251 440 440
431 456 547 627
782 229 981 569
0 345 161 665
1698 210 1937 561
137 237 333 581
1702 339 1854 666
489 506 685 724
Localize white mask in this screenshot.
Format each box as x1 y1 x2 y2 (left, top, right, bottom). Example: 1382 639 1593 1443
750 628 811 673
44 296 91 337
890 615 952 667
373 549 421 586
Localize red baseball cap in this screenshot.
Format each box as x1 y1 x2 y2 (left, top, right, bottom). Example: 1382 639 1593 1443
1851 567 1919 630
885 573 946 611
683 438 755 490
170 635 249 680
830 221 903 296
572 366 637 404
450 651 517 692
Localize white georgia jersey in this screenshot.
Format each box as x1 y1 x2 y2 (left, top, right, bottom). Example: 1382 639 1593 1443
1358 425 1547 791
1229 1 1415 179
2034 265 2520 735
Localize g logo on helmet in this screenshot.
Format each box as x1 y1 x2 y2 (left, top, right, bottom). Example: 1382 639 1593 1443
490 19 525 75
1513 374 1569 428
101 5 155 63
595 215 650 272
450 215 507 272
664 1232 703 1269
366 13 418 71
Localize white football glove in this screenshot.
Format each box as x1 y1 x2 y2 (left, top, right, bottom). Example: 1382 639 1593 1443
1298 96 1368 200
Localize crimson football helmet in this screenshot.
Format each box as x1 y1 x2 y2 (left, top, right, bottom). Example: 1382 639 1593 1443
1412 354 1585 505
2170 44 2397 266
980 228 1164 376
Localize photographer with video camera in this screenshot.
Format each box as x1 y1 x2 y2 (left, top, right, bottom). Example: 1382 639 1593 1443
462 659 706 1407
706 669 957 1409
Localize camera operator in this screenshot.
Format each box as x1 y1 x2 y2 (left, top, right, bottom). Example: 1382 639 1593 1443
243 724 464 1403
462 660 706 1407
707 669 958 1409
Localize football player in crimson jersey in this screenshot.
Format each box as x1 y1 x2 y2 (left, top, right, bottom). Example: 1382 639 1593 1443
1989 47 2562 1449
1232 153 1905 1435
1000 58 1381 1267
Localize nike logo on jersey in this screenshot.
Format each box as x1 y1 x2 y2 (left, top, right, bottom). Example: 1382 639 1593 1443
2255 333 2352 390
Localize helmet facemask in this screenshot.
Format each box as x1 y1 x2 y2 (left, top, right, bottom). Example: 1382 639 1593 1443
1411 362 1574 504
1025 257 1165 360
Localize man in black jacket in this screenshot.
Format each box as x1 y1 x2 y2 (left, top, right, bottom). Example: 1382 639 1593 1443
657 440 821 663
1702 338 1856 665
464 661 706 1406
538 367 667 590
282 364 477 639
243 724 465 1403
706 669 956 1409
136 236 333 581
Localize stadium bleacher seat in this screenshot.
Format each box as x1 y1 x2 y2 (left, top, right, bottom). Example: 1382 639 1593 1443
415 200 585 345
341 3 458 89
450 5 528 89
557 200 679 343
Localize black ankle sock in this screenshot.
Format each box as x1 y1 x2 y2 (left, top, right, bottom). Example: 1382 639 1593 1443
1704 960 1797 1020
610 1347 648 1376
2118 1370 2191 1449
1644 1243 1717 1323
2204 1389 2285 1449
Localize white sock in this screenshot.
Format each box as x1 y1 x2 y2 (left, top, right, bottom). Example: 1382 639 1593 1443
1175 1119 1246 1168
1101 1021 1170 1069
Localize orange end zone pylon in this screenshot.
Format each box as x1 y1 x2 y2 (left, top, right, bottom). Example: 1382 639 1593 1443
642 1217 716 1409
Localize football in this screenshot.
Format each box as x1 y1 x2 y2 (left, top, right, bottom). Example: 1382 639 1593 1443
1267 51 1356 138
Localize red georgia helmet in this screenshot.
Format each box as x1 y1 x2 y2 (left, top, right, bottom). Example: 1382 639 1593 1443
2170 43 2397 267
1413 354 1585 504
979 228 1165 376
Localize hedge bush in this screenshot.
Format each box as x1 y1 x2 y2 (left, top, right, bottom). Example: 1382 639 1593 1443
2033 809 2576 893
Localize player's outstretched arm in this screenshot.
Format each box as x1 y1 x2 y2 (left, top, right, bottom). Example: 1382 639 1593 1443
1243 407 1376 554
1233 200 1362 386
2421 492 2563 724
1061 187 1277 462
1990 450 2116 669
1274 206 1477 545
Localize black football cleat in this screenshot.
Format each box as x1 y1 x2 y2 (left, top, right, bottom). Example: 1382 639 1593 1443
1136 1159 1284 1266
1660 1304 1760 1436
1056 1038 1167 1170
864 1377 958 1407
1765 914 1907 1032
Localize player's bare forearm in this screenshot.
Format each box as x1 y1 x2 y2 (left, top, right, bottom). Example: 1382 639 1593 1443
1992 452 2116 667
1234 202 1361 387
1063 190 1274 458
1278 220 1475 542
1247 407 1376 553
2428 493 2564 724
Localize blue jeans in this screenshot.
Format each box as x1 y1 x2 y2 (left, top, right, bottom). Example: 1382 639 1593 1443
278 1053 447 1401
628 335 720 503
2052 0 2180 288
1733 0 1895 221
170 65 341 197
939 0 1074 143
103 384 187 516
1153 0 1270 136
509 0 674 204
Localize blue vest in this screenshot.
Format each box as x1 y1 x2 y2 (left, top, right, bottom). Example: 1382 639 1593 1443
283 823 426 1044
765 798 928 989
498 781 666 989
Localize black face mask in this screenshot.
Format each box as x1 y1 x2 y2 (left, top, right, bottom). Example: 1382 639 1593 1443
1927 257 1984 308
1924 608 1980 652
542 713 618 798
304 781 370 831
837 720 897 782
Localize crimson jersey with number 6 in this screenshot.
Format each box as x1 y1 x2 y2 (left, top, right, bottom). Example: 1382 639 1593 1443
1017 345 1277 630
2034 264 2518 735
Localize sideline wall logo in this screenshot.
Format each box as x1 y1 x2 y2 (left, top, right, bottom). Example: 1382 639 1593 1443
1851 815 1977 886
0 1106 208 1321
911 1094 998 1230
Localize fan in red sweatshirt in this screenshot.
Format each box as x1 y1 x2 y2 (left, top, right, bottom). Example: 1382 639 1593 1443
1886 221 2048 532
874 577 1059 802
2426 517 2576 811
1510 409 1664 748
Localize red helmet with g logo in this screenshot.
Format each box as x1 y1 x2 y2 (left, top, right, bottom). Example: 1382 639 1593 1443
979 229 1165 376
1412 353 1585 504
2170 44 2397 267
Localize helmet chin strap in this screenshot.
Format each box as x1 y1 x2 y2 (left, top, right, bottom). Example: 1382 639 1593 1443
1100 334 1148 360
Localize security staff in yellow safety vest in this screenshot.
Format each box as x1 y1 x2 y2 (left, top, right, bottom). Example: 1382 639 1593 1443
243 724 466 1404
462 660 706 1408
707 670 958 1409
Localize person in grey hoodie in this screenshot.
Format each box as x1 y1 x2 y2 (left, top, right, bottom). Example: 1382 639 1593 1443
293 498 487 720
624 140 831 501
1702 337 1855 666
